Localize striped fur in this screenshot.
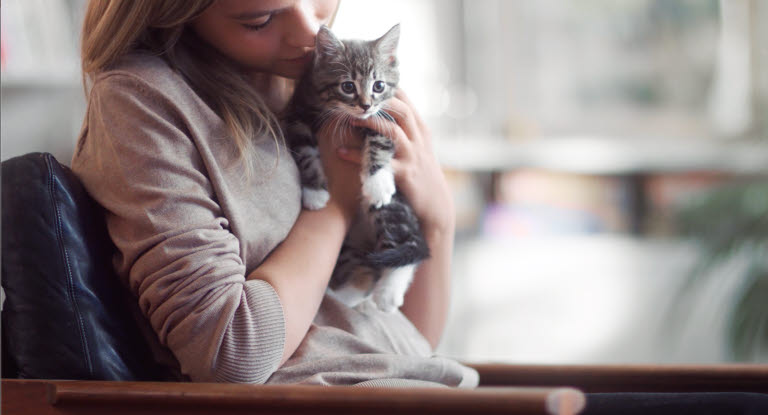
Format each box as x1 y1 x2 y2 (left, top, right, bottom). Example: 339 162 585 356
282 24 429 313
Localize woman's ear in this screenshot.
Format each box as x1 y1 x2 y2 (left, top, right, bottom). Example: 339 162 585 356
316 25 345 60
374 23 400 65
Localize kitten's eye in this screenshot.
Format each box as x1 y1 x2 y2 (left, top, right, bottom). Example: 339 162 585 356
373 80 386 93
340 82 356 94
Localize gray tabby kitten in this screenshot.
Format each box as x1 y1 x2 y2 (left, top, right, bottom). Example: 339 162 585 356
283 24 429 312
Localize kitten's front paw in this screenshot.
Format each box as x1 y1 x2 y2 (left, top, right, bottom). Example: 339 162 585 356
363 168 395 208
303 187 330 210
372 288 404 313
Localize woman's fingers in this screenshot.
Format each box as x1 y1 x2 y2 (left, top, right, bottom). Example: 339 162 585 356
353 115 413 158
394 89 429 138
380 97 421 144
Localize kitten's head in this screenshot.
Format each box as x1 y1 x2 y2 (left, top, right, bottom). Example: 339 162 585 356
312 24 400 119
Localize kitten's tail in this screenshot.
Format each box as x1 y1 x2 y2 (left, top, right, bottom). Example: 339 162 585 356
366 194 431 269
367 241 430 269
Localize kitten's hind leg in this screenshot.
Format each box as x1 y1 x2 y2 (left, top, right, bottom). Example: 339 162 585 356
371 264 417 313
361 130 396 209
328 244 377 308
366 194 431 269
365 195 430 313
330 271 375 308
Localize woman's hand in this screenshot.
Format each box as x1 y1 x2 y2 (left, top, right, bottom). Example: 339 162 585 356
338 89 455 233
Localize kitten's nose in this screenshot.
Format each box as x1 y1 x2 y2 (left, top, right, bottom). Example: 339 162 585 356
361 104 371 111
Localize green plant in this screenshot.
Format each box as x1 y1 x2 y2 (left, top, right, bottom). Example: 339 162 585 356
675 180 768 361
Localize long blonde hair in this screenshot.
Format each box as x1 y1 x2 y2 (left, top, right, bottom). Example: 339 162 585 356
80 0 283 171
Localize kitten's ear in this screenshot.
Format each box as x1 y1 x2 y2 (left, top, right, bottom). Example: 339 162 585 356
375 24 400 65
316 25 344 60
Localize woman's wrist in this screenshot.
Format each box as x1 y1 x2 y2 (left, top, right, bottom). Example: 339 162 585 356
322 198 356 230
401 199 455 349
424 214 455 244
420 193 456 237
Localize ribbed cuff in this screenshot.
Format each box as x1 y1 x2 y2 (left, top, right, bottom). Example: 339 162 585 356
214 280 285 383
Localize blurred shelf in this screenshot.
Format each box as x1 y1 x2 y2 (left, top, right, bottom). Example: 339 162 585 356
436 136 768 175
1 71 81 89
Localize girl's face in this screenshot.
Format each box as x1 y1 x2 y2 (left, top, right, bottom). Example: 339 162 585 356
191 0 339 80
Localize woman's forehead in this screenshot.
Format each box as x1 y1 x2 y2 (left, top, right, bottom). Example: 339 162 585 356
212 0 297 15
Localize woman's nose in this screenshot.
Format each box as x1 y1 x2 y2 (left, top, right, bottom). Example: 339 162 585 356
285 2 319 48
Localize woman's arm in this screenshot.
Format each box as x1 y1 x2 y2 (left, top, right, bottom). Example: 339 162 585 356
400 217 455 349
248 121 363 365
340 90 455 349
247 202 348 365
75 73 363 381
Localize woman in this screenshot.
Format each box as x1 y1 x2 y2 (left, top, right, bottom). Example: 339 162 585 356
74 0 478 387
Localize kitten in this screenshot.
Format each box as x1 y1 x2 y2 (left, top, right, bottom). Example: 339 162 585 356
282 24 429 313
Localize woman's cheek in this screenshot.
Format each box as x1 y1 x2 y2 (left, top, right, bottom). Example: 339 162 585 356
234 35 281 70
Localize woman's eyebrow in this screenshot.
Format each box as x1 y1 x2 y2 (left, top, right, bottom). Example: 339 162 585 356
229 6 290 20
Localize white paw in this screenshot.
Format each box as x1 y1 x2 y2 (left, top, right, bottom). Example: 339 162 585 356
303 187 329 210
372 288 403 313
363 168 395 208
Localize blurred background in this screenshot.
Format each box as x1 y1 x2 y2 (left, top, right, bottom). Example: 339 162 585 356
2 0 767 364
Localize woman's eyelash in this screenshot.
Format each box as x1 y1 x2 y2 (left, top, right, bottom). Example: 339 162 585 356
242 14 273 31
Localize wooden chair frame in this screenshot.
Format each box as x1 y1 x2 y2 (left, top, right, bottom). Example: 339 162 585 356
4 363 766 415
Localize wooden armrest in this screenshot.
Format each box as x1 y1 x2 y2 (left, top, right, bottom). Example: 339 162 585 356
467 363 768 393
2 379 586 415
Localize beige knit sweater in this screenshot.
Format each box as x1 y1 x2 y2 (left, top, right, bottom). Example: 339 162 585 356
72 53 478 388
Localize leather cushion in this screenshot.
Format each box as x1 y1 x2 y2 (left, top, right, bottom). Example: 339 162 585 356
1 152 164 380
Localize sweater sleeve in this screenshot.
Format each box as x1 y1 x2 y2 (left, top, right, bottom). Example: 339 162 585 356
72 73 285 383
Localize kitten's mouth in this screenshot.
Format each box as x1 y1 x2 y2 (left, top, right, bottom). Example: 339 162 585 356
357 112 375 120
334 103 381 120
354 107 380 120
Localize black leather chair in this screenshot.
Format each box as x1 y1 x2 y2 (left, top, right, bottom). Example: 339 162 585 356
1 152 168 381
